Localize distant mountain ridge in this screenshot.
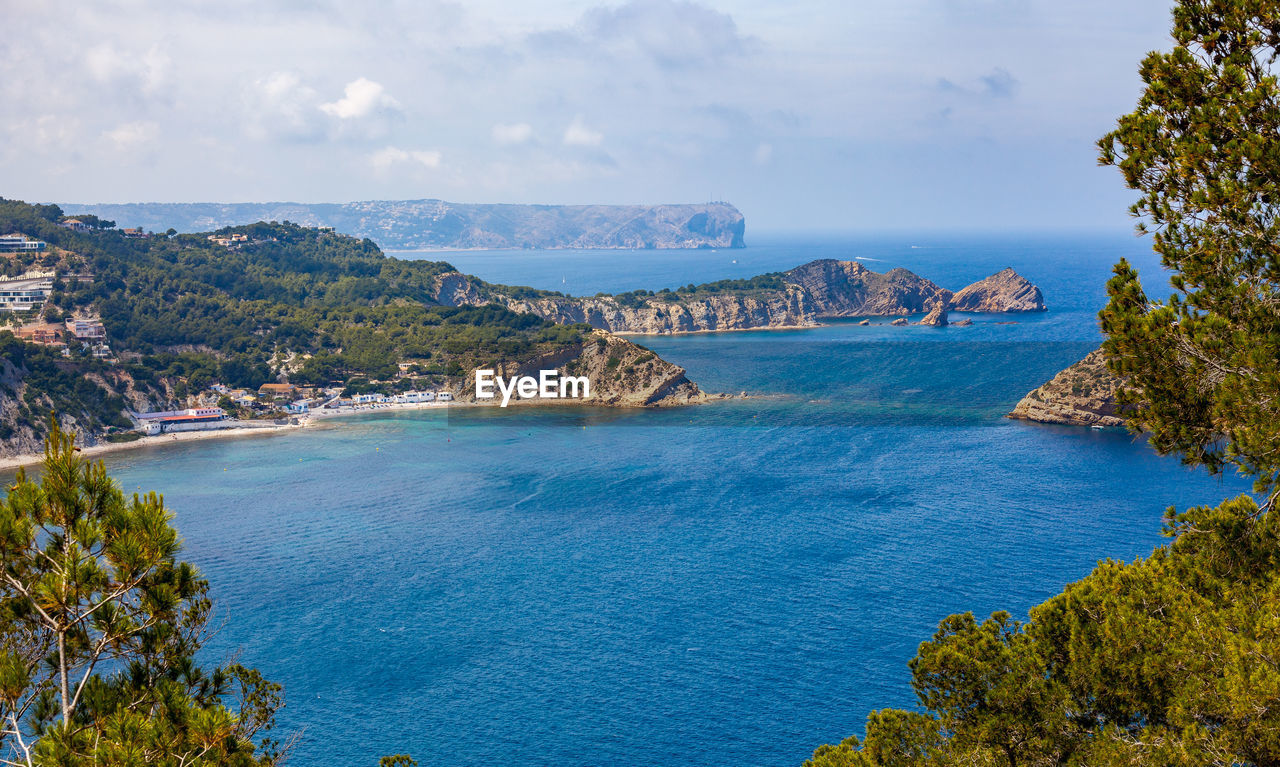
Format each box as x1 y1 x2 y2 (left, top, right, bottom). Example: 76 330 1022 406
59 199 747 251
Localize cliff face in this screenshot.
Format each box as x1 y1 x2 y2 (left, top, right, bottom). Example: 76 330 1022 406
951 267 1047 312
452 330 708 407
63 200 747 251
434 260 1046 335
499 286 816 334
0 356 174 458
1009 348 1126 427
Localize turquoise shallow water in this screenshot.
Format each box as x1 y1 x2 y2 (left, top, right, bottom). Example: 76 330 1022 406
51 233 1250 766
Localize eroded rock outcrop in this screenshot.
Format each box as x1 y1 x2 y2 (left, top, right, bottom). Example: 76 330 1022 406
920 303 948 327
1009 348 1125 427
951 268 1046 312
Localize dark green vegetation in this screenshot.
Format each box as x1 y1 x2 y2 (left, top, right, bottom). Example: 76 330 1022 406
1097 0 1280 501
0 421 287 766
0 197 593 407
0 335 133 440
807 3 1280 765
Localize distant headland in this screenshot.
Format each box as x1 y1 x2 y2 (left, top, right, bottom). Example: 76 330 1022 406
55 199 747 251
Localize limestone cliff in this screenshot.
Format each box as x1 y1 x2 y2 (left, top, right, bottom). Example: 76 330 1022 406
432 260 1046 335
452 330 709 407
500 286 816 335
1008 348 1126 427
951 268 1047 312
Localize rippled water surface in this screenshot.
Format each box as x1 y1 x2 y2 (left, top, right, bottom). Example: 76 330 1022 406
64 233 1248 767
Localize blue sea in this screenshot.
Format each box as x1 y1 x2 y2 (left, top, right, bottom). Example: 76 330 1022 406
59 232 1249 766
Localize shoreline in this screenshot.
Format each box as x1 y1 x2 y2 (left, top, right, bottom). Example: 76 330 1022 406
0 393 731 471
0 421 305 473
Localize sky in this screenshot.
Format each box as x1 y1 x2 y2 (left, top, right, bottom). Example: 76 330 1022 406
1 0 1175 231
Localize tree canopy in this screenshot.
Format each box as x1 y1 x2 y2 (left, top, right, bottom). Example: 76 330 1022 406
0 421 287 767
1097 0 1280 503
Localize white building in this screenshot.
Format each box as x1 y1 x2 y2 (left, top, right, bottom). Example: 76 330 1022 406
0 273 54 311
395 391 435 403
352 393 386 404
0 234 46 253
66 317 106 340
436 392 454 402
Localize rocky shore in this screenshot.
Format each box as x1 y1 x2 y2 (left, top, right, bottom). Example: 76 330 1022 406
1008 348 1126 427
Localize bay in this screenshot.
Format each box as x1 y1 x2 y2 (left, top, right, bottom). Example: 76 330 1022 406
58 232 1248 767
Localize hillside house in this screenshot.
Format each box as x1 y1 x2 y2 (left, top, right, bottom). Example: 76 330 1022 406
14 322 65 346
65 316 106 340
0 234 46 253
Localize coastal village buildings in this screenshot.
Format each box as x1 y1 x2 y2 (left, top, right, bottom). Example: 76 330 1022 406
137 407 228 435
59 219 90 232
257 382 298 400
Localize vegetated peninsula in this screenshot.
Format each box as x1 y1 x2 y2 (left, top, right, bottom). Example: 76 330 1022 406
0 198 709 458
431 259 1046 334
57 199 747 251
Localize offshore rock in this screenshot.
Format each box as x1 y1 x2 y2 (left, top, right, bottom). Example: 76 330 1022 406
1009 348 1126 427
920 303 948 326
950 267 1047 312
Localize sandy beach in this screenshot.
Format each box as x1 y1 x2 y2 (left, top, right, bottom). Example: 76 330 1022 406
0 400 461 472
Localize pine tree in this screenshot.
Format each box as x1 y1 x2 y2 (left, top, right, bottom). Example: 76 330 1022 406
0 420 286 767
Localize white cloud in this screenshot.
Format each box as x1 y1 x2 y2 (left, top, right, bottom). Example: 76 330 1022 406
492 122 534 145
371 146 443 171
562 116 603 147
102 121 159 151
320 78 400 120
753 142 773 165
84 43 171 98
245 71 323 141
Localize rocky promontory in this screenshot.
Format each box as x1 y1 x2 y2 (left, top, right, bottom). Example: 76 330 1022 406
432 259 1046 335
62 199 747 251
782 260 952 316
951 268 1046 312
1008 348 1126 427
